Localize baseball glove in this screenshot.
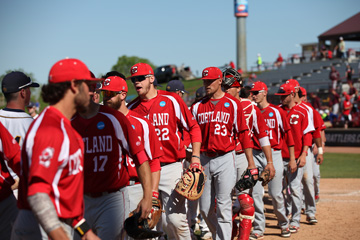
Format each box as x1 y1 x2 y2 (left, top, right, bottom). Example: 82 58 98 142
147 194 162 229
222 68 243 87
235 168 259 192
124 211 163 239
175 163 206 200
259 168 271 186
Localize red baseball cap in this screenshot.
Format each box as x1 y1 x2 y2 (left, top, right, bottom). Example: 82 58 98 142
300 87 307 96
201 67 222 80
275 83 295 95
129 63 154 77
250 81 268 91
285 79 300 89
101 76 128 92
48 58 102 83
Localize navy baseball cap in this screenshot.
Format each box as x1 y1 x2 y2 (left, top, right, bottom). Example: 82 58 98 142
154 77 163 88
166 80 188 93
2 71 40 94
195 86 206 99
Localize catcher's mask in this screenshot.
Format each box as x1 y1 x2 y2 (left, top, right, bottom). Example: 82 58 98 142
222 68 243 88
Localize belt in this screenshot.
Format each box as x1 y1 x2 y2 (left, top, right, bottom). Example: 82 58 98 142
129 177 140 186
202 151 228 158
84 189 119 198
160 159 183 167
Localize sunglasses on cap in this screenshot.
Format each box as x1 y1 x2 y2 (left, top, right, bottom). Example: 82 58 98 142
130 75 151 83
251 90 265 95
102 91 123 98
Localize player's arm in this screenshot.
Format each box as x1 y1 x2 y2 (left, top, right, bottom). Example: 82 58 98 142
298 133 312 168
134 150 152 221
0 123 21 175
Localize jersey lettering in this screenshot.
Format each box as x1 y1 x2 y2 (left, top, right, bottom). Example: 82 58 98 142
68 149 83 175
214 124 227 136
83 135 113 153
92 155 108 172
290 114 299 125
265 119 276 129
152 113 169 126
155 128 170 141
197 111 230 124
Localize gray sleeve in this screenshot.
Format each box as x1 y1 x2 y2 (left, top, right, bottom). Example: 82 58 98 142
28 193 62 234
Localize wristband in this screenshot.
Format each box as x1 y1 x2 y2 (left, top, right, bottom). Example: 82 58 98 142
152 190 159 199
302 151 308 156
74 219 90 237
192 155 201 160
318 147 323 155
267 162 273 164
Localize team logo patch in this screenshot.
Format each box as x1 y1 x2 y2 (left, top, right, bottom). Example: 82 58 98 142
136 141 141 146
39 147 54 168
224 102 230 108
97 121 105 130
160 101 166 107
132 125 135 129
269 112 274 117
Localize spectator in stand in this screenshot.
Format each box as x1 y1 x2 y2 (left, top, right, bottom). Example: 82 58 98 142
345 64 354 85
327 49 333 59
334 37 346 59
329 66 341 91
329 88 340 118
237 68 243 75
310 92 322 111
348 81 358 103
320 45 327 60
257 53 262 71
274 53 284 68
342 93 352 129
230 61 236 69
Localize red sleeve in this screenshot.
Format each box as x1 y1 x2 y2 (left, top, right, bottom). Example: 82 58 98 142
0 123 21 175
303 132 313 147
134 150 149 166
285 130 295 147
237 101 253 149
239 129 253 149
312 108 322 139
148 157 161 173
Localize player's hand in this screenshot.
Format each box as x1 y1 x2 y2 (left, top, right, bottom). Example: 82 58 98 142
316 154 324 165
288 159 297 173
136 196 152 221
297 153 306 168
11 178 19 190
82 230 101 240
264 163 276 180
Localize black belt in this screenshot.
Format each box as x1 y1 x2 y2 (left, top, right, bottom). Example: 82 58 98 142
84 189 119 198
202 151 226 158
160 159 183 167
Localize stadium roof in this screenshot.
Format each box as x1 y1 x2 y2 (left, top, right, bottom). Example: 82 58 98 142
318 12 360 41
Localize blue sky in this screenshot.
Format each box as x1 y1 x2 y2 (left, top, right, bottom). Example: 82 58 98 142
1 0 359 84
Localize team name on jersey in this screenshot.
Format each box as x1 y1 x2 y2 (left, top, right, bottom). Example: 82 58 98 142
83 135 113 154
197 111 230 125
266 119 276 129
152 113 169 126
68 149 83 175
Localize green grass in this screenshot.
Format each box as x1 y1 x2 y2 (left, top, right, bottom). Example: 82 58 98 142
321 152 360 178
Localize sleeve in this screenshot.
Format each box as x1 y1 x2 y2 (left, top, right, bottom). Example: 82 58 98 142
0 123 21 175
27 126 65 196
237 104 253 149
303 132 313 147
253 107 270 142
174 94 202 144
284 130 295 147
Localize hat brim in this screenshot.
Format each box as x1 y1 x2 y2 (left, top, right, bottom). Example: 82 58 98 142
29 82 40 88
250 88 263 92
275 92 291 96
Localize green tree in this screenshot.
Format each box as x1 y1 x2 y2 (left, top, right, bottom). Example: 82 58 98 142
111 55 157 76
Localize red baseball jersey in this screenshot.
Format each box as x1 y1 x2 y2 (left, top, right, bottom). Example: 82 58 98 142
191 93 251 153
125 110 162 180
0 122 21 201
128 90 201 163
71 105 144 193
281 104 314 158
259 104 294 150
300 102 321 139
18 106 85 222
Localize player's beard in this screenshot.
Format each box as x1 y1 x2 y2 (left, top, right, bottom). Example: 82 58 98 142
75 83 91 114
105 98 121 110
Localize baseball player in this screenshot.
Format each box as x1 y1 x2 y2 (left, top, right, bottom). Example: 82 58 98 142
12 58 100 240
286 79 322 224
0 71 39 198
100 73 163 239
71 78 153 239
221 70 274 240
299 87 326 203
127 63 202 240
276 82 315 233
191 67 258 240
0 122 21 240
251 81 296 238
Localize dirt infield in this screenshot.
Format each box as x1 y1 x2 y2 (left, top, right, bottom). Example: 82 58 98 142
325 146 360 154
263 178 360 240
